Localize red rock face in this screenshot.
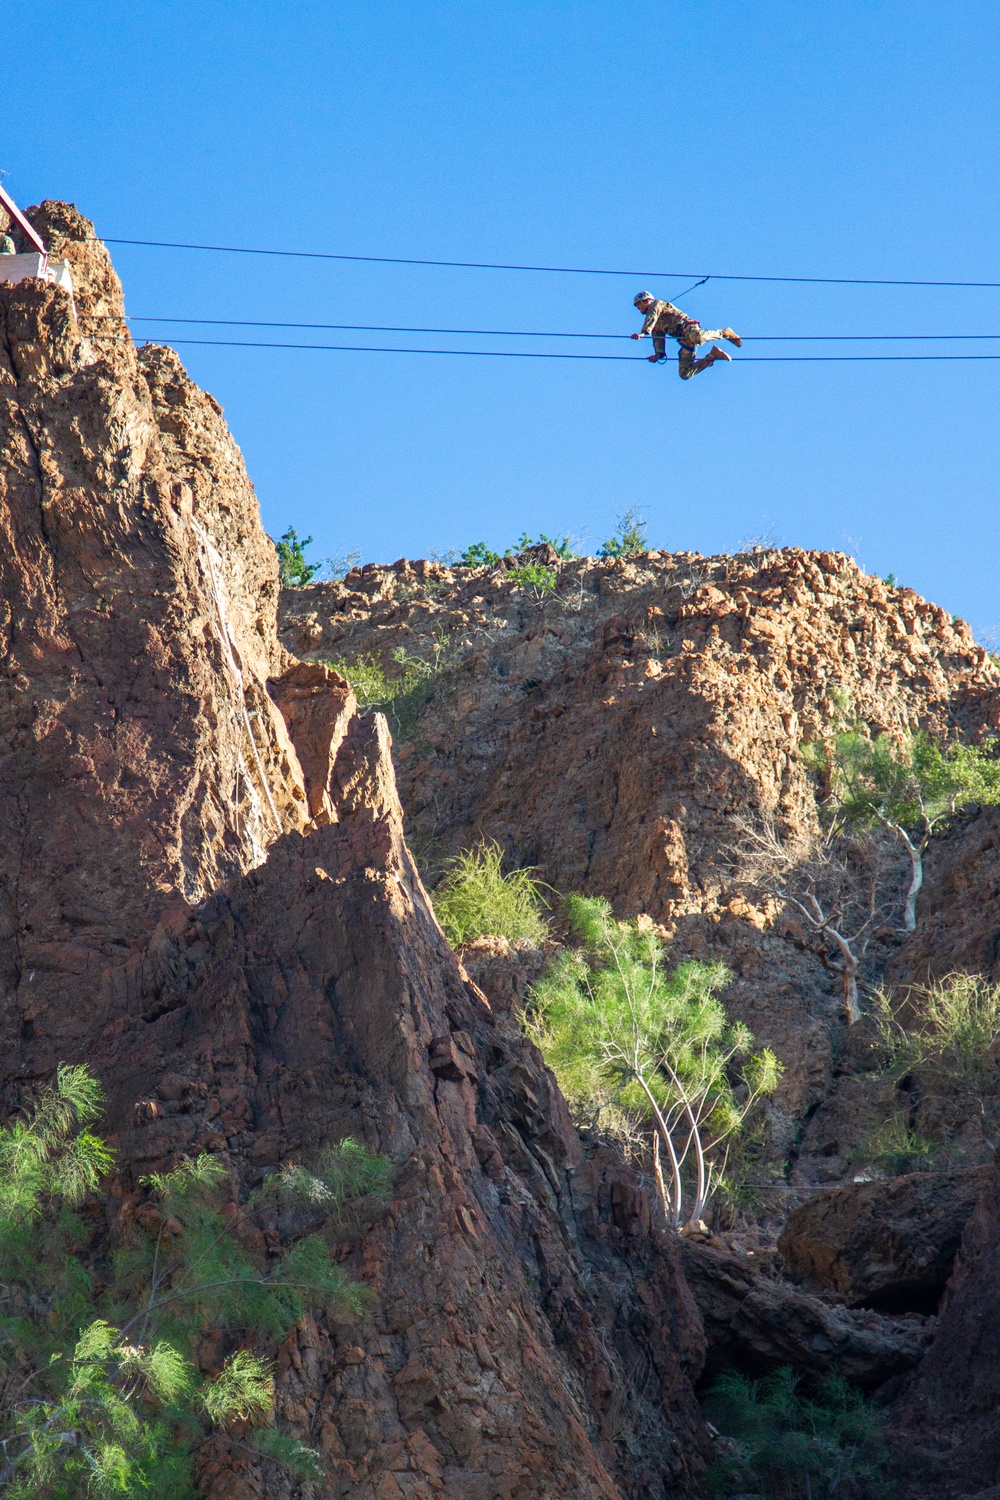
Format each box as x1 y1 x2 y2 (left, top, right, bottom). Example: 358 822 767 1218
279 550 997 930
277 550 1000 1181
0 207 711 1498
0 200 355 1081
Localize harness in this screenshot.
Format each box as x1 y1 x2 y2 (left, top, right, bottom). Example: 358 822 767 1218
676 321 701 353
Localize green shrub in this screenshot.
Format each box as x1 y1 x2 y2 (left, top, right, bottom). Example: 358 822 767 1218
526 897 780 1229
459 533 575 569
519 531 575 559
871 973 1000 1150
703 1367 889 1499
849 1109 939 1176
508 561 557 595
274 526 319 587
432 841 548 947
326 640 452 738
599 506 647 559
460 541 502 567
803 711 1000 932
0 1066 388 1496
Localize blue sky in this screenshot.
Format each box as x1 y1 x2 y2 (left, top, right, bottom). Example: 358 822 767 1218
4 1 999 635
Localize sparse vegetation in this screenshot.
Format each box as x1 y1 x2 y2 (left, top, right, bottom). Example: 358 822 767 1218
0 1066 388 1497
526 897 780 1229
871 973 1000 1152
849 1109 939 1177
703 1367 889 1499
733 815 901 1025
599 506 647 559
803 709 1000 931
325 547 363 580
459 541 502 567
458 532 576 569
326 636 455 738
273 530 361 587
432 841 548 947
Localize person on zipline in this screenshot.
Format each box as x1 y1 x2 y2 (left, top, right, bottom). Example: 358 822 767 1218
631 291 742 377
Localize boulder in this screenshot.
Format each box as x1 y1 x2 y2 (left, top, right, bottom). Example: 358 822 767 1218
778 1166 991 1311
886 1154 1000 1498
682 1241 930 1389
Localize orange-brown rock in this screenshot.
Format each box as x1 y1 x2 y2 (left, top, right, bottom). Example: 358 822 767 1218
278 548 1000 1164
280 550 995 932
0 202 352 1081
1 207 712 1498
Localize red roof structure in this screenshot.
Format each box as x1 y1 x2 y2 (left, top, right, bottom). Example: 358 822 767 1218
0 184 47 255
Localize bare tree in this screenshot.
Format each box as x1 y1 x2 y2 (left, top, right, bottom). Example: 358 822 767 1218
731 816 902 1024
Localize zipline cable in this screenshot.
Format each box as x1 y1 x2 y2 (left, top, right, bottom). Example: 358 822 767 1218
121 335 1000 361
98 237 1000 290
122 316 1000 342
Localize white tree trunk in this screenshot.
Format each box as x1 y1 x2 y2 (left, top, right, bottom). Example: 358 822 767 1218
901 831 923 932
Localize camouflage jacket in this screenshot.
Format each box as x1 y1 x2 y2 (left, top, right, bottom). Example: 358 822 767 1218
640 299 698 342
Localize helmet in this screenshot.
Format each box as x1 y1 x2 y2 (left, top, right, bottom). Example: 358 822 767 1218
634 291 655 308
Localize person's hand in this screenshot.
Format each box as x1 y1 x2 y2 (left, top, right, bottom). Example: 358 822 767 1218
631 332 643 340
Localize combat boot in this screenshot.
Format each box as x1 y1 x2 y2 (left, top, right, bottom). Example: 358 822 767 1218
708 346 732 364
721 328 743 347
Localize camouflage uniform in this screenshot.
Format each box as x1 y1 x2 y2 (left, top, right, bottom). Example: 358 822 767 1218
639 299 732 379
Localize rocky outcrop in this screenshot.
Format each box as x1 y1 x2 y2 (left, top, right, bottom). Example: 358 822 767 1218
278 552 1000 1165
880 1152 1000 1498
681 1240 931 1389
279 550 997 930
455 935 549 1018
82 715 711 1499
777 1167 991 1311
0 202 346 1090
0 206 713 1499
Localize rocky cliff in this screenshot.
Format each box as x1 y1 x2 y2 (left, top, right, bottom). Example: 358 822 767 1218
6 201 1000 1499
1 206 713 1499
278 531 1000 1498
278 548 1000 1180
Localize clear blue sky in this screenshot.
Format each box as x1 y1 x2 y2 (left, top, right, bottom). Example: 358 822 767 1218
4 1 999 636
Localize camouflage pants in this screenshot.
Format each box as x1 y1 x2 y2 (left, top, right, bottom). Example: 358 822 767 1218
651 325 729 378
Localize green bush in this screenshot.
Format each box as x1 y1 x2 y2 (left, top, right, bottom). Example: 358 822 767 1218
704 1367 889 1498
326 640 452 738
507 561 557 595
0 1066 388 1497
459 532 576 569
802 711 1000 932
432 841 548 947
599 506 647 559
870 973 1000 1152
522 531 575 559
274 526 319 587
459 541 502 567
849 1110 939 1177
526 897 780 1229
